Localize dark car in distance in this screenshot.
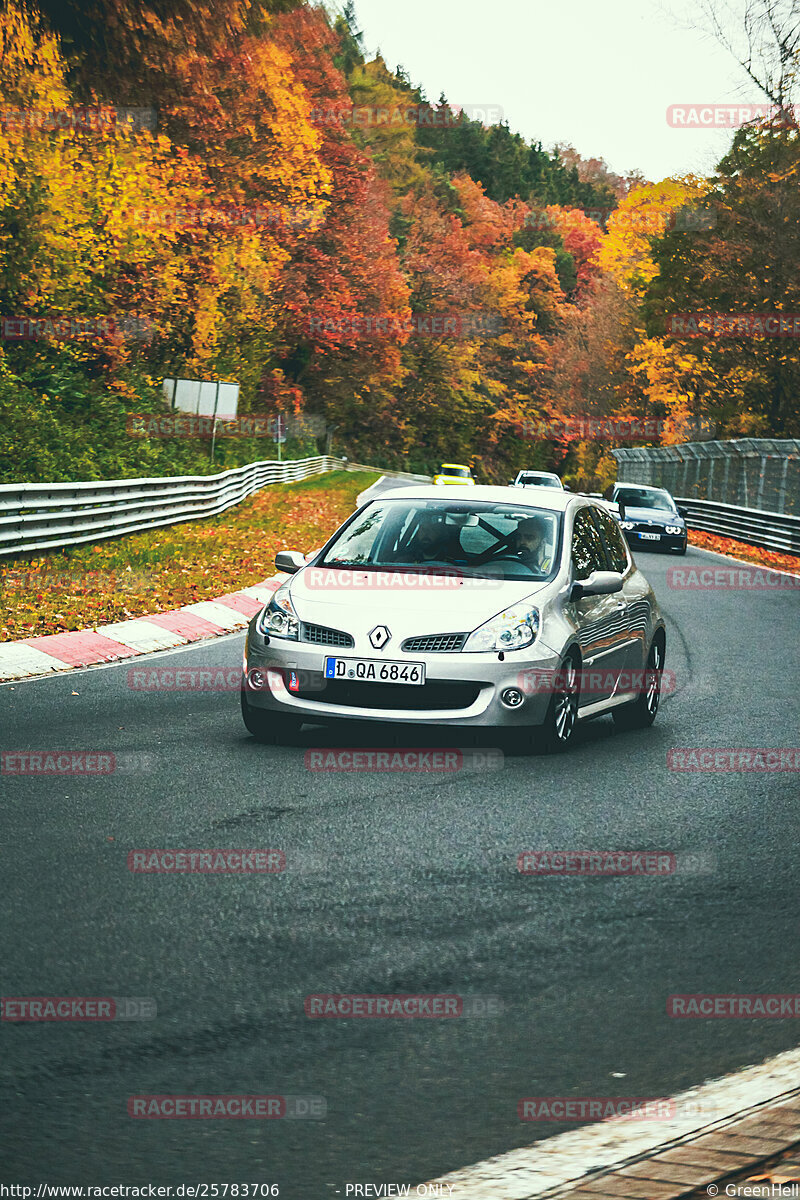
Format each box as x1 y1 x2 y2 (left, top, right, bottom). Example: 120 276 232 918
610 483 688 555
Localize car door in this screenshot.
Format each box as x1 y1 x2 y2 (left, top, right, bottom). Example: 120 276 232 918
589 504 648 672
569 508 630 704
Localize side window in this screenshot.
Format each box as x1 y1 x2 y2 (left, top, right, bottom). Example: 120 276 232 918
591 506 629 574
571 509 606 580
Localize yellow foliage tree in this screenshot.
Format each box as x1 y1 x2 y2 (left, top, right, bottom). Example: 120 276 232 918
598 177 710 296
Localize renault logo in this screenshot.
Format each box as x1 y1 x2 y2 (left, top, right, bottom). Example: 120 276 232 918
368 624 391 649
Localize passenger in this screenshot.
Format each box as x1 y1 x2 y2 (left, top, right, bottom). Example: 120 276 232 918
410 511 458 562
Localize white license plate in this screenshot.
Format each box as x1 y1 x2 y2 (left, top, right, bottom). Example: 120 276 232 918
639 531 661 541
324 657 426 686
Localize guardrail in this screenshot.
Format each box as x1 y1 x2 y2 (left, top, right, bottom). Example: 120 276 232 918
0 456 350 558
675 496 800 555
0 457 433 558
6 455 794 559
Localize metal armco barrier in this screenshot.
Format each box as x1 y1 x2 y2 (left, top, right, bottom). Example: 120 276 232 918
672 496 800 555
612 438 800 554
612 439 800 515
0 455 354 557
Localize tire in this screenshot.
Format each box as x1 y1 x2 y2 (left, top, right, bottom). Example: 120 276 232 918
612 636 665 732
240 687 301 743
537 653 581 754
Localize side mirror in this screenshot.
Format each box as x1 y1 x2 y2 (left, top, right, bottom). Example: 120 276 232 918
570 570 624 601
275 550 307 574
676 505 688 518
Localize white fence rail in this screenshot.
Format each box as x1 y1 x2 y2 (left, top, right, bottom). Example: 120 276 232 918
0 456 349 557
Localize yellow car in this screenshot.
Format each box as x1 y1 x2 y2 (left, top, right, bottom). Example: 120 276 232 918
433 462 476 486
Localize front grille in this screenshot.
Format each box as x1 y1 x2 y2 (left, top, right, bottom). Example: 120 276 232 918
632 523 665 534
402 632 468 653
300 622 355 648
294 679 481 710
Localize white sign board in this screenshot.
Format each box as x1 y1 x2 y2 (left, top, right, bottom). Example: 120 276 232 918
163 378 239 421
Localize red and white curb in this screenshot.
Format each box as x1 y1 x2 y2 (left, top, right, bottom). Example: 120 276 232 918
417 1045 800 1198
0 576 287 683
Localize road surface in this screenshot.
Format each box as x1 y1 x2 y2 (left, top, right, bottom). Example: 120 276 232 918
1 544 798 1194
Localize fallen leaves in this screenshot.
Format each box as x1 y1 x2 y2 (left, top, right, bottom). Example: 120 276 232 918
688 528 800 575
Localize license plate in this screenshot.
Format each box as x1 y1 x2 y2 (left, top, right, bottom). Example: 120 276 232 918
324 657 426 686
639 531 660 541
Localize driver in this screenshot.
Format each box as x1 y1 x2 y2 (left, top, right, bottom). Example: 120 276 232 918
510 516 552 571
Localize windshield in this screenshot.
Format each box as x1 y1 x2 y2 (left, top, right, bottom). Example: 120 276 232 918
519 474 559 487
318 498 563 583
443 466 471 478
616 487 675 512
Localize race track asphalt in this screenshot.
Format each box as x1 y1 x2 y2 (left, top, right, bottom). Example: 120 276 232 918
1 543 798 1194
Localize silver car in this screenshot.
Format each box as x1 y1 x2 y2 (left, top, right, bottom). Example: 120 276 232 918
241 486 666 753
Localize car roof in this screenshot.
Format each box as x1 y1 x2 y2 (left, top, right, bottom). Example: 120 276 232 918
440 463 471 470
371 483 576 512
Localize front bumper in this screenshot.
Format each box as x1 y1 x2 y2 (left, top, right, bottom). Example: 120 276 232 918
243 624 562 727
623 529 686 552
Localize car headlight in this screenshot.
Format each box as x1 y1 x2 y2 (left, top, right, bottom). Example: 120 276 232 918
463 603 540 652
255 581 299 640
665 524 683 535
620 521 635 530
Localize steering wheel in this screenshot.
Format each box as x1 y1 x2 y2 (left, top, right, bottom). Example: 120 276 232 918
481 557 536 577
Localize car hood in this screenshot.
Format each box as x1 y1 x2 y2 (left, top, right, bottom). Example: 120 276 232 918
620 506 683 525
288 569 550 636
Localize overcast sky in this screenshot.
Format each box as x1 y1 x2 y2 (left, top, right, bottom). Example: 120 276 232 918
343 0 766 181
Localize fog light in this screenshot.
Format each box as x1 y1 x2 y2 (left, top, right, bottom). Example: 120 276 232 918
501 687 524 708
247 667 267 691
